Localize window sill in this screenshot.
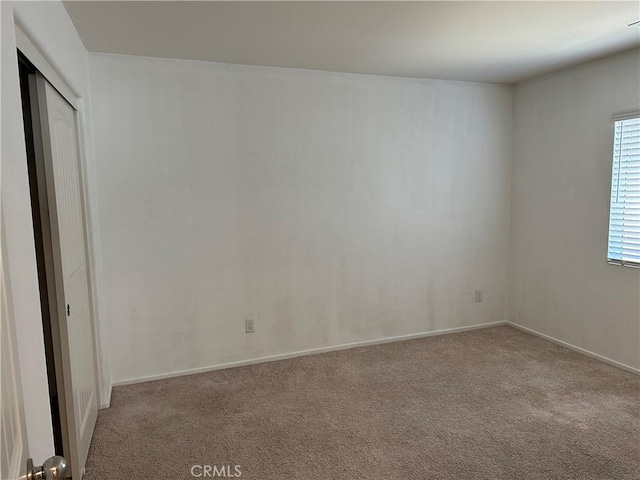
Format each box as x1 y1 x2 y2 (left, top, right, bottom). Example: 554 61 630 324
607 259 640 269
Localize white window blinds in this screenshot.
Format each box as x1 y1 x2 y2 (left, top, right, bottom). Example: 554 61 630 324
608 116 640 267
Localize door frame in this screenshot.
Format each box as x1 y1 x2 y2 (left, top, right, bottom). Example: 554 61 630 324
14 17 107 438
1 217 30 480
15 24 106 407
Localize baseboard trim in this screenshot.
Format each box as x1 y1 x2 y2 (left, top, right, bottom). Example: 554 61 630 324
507 322 640 375
113 321 507 387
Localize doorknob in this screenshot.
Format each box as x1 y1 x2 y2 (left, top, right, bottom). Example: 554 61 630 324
27 456 69 480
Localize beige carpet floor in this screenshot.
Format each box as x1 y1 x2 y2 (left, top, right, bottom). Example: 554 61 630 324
84 326 639 480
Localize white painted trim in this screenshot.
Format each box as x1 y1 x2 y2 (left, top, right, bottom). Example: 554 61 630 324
114 321 507 386
100 385 112 410
507 322 640 375
14 25 78 110
74 99 111 410
14 19 110 409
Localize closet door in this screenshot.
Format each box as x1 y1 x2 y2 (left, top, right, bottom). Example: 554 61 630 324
36 74 98 479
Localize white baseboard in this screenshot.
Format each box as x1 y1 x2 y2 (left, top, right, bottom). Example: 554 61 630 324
113 321 507 387
507 321 640 375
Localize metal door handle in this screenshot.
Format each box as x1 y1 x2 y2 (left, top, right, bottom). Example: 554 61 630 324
27 456 69 480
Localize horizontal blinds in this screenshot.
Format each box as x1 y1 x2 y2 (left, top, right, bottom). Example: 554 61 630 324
608 117 640 266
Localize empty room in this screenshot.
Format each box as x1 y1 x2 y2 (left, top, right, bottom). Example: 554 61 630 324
1 1 639 479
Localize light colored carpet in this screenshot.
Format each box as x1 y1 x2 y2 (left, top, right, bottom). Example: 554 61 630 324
84 326 639 479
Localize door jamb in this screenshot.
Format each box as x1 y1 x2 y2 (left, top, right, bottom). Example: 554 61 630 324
14 18 107 412
14 26 77 109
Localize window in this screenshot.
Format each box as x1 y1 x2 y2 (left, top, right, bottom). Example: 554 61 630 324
607 116 640 268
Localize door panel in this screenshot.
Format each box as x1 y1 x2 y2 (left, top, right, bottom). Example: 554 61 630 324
36 75 97 479
1 222 30 480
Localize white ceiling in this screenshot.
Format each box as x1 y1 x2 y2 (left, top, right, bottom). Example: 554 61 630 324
64 1 640 84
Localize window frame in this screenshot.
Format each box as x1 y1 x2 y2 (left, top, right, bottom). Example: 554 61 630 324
607 110 640 269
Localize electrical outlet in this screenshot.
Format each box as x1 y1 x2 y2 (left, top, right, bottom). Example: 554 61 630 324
245 318 255 333
475 290 484 303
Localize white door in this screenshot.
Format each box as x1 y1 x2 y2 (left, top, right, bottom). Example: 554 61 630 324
35 75 98 480
1 224 30 480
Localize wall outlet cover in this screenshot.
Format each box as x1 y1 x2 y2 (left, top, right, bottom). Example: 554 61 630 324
245 318 255 333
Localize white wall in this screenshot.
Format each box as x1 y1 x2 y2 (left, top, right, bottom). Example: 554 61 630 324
509 48 640 371
1 0 109 460
89 53 513 384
